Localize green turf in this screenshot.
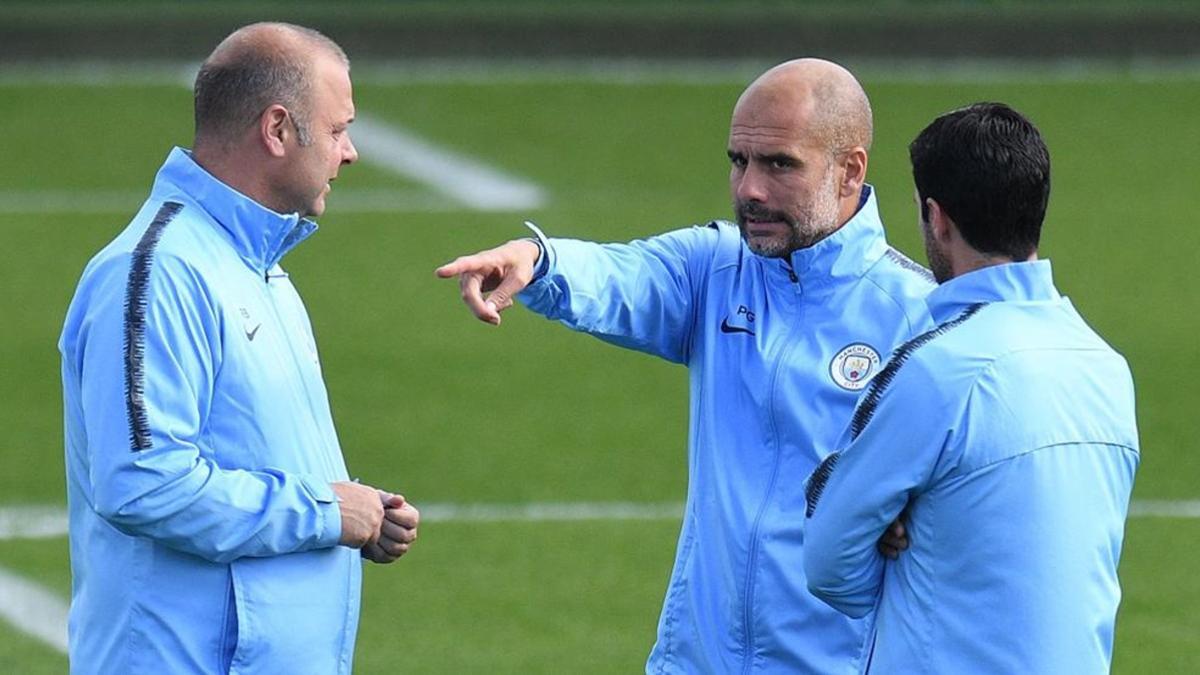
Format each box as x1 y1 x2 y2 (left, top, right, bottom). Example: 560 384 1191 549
1 72 1197 672
0 626 67 675
356 520 679 673
1113 518 1200 673
3 518 1196 673
0 538 72 597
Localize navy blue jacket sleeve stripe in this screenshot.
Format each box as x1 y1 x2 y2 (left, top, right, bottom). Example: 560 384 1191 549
123 201 184 451
804 452 842 517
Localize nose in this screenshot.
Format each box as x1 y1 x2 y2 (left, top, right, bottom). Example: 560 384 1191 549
343 133 359 165
734 162 768 204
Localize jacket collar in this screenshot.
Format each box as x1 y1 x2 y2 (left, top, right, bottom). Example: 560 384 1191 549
760 185 888 291
151 147 318 275
926 259 1058 324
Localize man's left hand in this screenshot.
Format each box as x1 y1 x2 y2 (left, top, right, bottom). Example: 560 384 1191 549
362 493 420 564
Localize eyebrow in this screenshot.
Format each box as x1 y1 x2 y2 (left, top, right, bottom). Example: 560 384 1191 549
760 152 798 165
727 148 802 165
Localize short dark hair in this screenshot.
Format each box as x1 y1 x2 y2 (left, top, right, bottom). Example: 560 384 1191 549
909 102 1050 260
193 23 346 147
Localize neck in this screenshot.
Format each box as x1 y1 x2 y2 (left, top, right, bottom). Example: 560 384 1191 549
191 141 277 212
952 249 1037 278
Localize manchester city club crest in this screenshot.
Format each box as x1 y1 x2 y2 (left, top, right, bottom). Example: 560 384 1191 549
829 343 882 391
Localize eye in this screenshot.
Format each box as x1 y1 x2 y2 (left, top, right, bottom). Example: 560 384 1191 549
769 157 795 170
728 153 747 169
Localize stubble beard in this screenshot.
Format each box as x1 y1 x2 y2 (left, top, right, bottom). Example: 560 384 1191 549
735 179 843 259
921 219 953 283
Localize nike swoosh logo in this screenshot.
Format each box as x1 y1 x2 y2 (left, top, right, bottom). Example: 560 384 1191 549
245 324 262 341
720 318 755 336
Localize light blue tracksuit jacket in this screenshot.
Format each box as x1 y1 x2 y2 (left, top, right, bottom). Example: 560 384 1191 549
804 261 1139 674
60 148 358 674
519 187 936 673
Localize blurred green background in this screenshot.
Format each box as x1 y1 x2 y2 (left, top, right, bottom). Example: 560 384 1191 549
1 1 1197 673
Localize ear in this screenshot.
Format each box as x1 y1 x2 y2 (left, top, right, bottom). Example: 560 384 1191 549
925 197 957 245
260 104 290 158
838 147 868 199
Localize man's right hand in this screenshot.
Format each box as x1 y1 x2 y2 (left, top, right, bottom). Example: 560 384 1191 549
332 481 385 548
434 239 541 325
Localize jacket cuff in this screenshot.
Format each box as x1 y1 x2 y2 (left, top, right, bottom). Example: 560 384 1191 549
303 476 343 548
522 220 553 282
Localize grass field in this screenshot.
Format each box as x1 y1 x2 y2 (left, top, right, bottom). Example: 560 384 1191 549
1 65 1198 672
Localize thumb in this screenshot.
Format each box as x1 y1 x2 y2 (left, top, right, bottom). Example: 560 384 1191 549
486 273 530 313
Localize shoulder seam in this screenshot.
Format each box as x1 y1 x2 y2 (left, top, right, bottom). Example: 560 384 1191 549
703 220 742 273
882 247 936 284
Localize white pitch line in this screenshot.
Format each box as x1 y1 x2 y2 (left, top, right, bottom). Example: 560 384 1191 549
419 501 684 522
3 499 1199 542
6 59 1200 87
350 113 547 211
0 502 685 541
0 497 1197 657
1128 499 1200 518
0 188 473 215
0 565 69 654
0 505 68 540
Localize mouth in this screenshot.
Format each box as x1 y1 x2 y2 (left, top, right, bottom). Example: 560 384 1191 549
737 201 791 236
743 216 788 237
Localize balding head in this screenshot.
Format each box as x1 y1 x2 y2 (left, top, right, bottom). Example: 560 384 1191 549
735 58 872 157
193 22 348 149
727 59 874 256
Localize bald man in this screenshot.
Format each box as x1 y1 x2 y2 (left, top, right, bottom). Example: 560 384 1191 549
437 59 934 672
60 23 417 674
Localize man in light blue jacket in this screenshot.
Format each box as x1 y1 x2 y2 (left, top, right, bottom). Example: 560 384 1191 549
60 23 418 674
438 59 934 673
804 103 1139 673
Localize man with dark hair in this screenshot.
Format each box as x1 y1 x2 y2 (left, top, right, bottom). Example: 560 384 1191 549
804 102 1139 673
437 59 935 673
59 22 417 674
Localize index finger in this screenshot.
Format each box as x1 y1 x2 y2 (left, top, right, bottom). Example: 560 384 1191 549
385 503 420 529
377 491 406 508
435 254 481 279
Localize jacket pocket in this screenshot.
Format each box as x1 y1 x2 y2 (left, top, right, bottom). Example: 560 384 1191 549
219 572 239 673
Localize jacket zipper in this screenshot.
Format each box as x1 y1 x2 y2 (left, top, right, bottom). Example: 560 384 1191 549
740 266 803 673
260 273 339 480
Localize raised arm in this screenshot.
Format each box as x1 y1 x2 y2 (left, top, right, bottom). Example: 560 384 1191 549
436 222 721 364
